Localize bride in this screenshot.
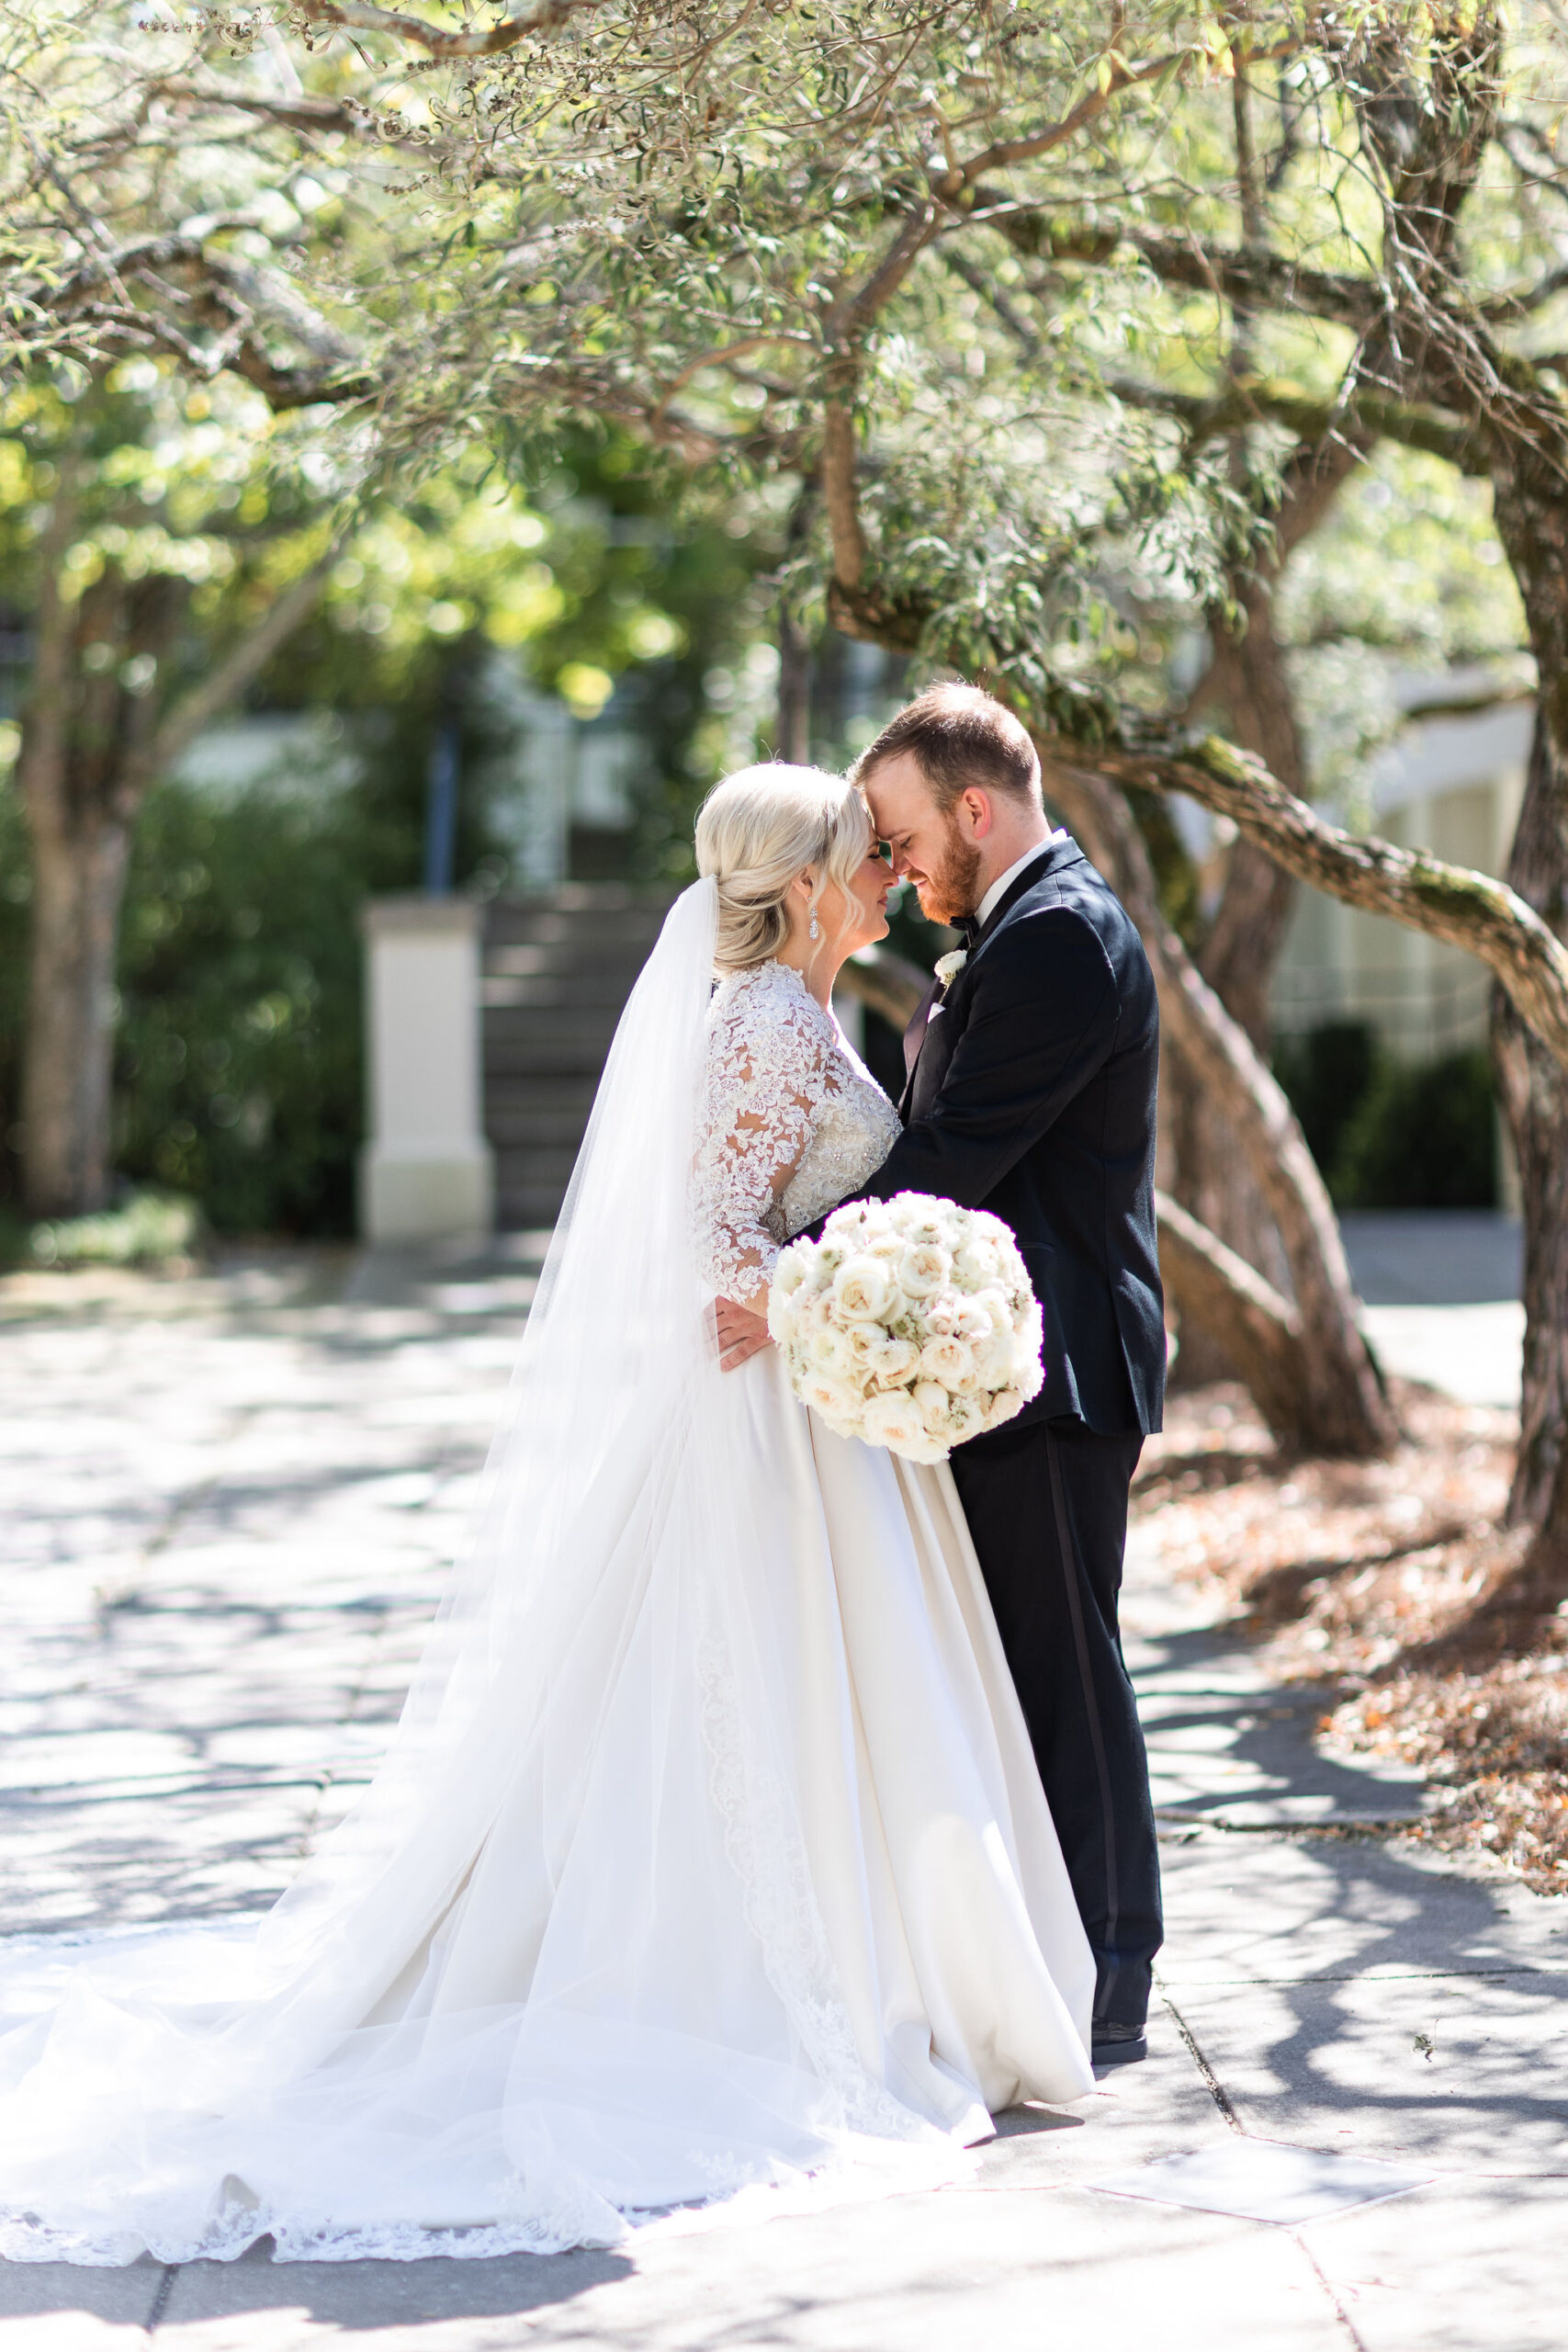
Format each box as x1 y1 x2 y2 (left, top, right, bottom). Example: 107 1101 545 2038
0 763 1094 2267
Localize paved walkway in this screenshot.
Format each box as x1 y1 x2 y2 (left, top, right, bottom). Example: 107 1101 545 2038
1341 1212 1524 1408
1 1241 1562 2350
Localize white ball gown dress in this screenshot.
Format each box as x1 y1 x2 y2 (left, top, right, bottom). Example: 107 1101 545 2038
0 879 1093 2266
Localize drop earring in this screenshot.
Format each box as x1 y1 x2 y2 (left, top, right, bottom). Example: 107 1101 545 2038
808 912 819 941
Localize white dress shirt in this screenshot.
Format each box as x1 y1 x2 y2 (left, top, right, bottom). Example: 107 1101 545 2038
975 831 1066 931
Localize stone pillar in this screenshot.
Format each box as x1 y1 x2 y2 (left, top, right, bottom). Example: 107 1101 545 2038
359 897 494 1240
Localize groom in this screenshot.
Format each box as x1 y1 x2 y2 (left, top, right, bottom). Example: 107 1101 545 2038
719 683 1166 2066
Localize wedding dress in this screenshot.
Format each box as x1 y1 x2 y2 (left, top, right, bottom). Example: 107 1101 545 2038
0 879 1093 2267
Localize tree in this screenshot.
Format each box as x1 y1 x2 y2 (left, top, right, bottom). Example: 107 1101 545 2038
3 368 339 1214
9 3 1568 1503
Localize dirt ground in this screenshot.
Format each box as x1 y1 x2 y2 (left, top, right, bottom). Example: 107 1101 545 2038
1131 1381 1568 1892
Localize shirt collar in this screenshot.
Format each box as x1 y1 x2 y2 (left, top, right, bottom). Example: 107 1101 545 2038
975 832 1065 931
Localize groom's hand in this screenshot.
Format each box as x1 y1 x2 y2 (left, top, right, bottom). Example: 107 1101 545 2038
713 1296 772 1373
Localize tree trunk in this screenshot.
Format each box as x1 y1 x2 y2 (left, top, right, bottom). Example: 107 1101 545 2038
14 521 335 1221
1490 711 1568 1538
777 606 811 763
1168 598 1303 1366
1167 439 1364 1371
1044 751 1396 1456
1154 1186 1310 1442
1488 443 1568 1552
21 810 131 1216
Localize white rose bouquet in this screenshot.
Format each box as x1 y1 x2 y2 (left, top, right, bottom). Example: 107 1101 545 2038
766 1192 1044 1464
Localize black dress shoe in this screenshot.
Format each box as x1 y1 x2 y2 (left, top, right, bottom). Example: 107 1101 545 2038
1091 2023 1147 2068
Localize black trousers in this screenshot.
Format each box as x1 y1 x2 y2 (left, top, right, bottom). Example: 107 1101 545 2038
950 1414 1161 2031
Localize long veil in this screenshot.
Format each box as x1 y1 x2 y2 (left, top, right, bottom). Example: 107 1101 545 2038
0 877 958 2266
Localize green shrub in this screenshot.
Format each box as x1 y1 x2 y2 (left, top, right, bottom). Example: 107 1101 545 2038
1272 1021 1380 1180
28 1188 203 1267
1333 1046 1497 1209
108 780 388 1235
1274 1022 1497 1210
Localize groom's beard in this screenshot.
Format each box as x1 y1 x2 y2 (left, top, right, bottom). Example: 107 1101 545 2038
908 819 984 928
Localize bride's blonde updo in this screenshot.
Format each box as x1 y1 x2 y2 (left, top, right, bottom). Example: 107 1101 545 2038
695 763 874 975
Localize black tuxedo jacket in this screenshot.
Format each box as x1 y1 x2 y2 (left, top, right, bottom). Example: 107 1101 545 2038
860 837 1165 1439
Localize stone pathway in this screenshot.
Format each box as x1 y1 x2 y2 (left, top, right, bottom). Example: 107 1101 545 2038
1 1242 1563 2350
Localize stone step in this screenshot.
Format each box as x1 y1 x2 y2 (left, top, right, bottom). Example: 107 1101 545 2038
484 1104 597 1149
494 1182 584 1226
480 973 649 1012
481 887 675 1227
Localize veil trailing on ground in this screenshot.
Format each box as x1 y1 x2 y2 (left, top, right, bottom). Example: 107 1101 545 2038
0 878 968 2266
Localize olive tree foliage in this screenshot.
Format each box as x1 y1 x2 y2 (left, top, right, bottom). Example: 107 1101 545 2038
6 3 1568 1497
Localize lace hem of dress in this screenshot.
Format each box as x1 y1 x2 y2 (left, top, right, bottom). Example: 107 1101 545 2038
0 2169 630 2267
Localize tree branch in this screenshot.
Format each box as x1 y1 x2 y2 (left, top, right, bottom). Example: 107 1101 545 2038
948 39 1300 190
1106 370 1483 469
1154 1187 1313 1441
649 334 815 427
133 550 339 801
293 0 610 58
967 209 1388 333
1041 749 1394 1453
151 75 368 137
1057 729 1568 1074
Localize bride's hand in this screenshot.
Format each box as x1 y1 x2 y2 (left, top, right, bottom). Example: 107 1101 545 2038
713 1296 773 1373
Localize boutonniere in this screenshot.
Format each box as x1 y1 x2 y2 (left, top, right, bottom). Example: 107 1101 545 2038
933 949 968 991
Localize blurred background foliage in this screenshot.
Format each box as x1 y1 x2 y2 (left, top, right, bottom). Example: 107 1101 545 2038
0 338 1529 1241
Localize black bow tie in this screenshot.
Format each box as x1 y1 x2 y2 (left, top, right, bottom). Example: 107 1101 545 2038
957 914 980 951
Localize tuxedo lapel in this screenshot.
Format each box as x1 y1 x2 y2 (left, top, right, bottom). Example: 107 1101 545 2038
897 979 942 1120
896 837 1087 1123
902 980 941 1082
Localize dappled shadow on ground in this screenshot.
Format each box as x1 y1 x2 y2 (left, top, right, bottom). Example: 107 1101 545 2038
0 2238 635 2336
1134 1383 1568 1891
1159 1827 1568 2173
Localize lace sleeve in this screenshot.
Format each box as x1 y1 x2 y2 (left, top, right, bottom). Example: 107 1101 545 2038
694 968 834 1306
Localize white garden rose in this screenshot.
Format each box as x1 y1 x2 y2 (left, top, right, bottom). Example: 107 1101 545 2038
774 1249 810 1296
984 1385 1026 1430
872 1335 920 1385
973 1327 1018 1388
918 1334 980 1393
800 1370 865 1424
912 1378 952 1436
953 1238 1002 1289
818 1327 863 1381
832 1255 895 1321
861 1389 926 1451
942 1392 987 1444
897 1242 950 1298
948 1295 993 1340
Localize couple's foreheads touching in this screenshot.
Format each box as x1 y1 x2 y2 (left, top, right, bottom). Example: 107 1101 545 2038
695 683 1052 964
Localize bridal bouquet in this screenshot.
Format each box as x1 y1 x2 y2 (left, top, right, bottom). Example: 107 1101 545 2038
767 1193 1044 1464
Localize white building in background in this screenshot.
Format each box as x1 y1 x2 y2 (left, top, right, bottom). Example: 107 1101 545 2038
173 711 359 798
168 661 646 889
1270 670 1533 1063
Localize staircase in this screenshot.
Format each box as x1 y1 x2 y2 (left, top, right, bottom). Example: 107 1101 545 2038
482 886 676 1228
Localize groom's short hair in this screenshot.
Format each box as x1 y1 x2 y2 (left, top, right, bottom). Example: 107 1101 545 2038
854 683 1042 812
